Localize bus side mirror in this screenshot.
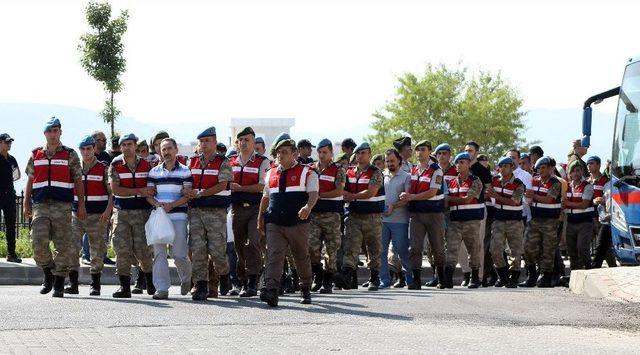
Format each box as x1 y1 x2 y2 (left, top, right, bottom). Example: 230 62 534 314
582 107 592 148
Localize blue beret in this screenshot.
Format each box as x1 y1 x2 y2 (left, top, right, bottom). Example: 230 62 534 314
587 156 601 164
317 138 332 150
226 149 237 157
435 143 451 153
78 135 96 148
44 117 61 133
255 137 265 144
520 153 529 160
497 156 513 166
119 133 138 145
534 156 552 169
197 126 216 139
354 142 371 153
272 132 291 147
453 152 471 163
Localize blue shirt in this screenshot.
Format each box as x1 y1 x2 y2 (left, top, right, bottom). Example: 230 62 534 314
147 162 192 220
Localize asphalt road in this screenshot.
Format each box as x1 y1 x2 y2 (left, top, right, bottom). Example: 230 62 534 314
1 285 640 354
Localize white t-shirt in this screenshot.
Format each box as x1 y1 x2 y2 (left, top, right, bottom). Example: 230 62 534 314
514 166 533 221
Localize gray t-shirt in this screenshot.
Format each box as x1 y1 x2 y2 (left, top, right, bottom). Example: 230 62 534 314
382 168 411 224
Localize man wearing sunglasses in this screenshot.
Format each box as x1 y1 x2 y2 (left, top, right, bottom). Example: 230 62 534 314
23 117 86 297
0 133 21 263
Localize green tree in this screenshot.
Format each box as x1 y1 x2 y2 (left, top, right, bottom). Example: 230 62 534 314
78 1 129 139
367 64 527 163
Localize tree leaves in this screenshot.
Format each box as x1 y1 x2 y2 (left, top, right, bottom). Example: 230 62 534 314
367 64 528 163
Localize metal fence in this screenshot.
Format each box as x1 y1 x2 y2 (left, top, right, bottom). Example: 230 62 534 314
0 192 31 231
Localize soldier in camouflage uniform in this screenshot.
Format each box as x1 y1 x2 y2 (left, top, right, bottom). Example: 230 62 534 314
521 157 563 288
23 117 86 298
109 133 156 298
66 136 113 296
485 157 525 288
308 139 346 294
336 142 385 291
187 127 234 301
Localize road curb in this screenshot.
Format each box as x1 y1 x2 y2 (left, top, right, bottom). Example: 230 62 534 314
569 266 640 302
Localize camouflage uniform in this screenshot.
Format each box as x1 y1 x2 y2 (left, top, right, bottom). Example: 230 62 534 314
444 177 483 269
490 176 525 271
26 145 82 277
109 159 154 276
309 165 346 273
342 167 384 270
524 180 562 273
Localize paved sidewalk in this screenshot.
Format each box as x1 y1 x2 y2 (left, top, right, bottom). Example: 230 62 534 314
570 266 640 302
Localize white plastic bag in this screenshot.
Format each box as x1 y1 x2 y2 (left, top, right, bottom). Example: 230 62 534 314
145 208 176 245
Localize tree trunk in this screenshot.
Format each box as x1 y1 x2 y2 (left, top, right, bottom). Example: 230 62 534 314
110 92 115 139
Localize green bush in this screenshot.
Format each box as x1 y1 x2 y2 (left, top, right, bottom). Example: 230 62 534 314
0 229 115 258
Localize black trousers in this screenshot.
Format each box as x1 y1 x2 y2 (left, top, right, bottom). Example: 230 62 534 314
1 191 17 256
593 223 616 268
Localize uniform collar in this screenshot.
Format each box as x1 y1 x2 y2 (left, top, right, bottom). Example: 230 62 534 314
356 163 371 173
82 156 98 172
499 173 515 185
277 161 299 172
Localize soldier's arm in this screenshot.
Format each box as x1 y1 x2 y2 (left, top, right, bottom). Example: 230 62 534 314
199 160 232 197
564 184 593 209
493 183 524 206
256 193 269 236
447 179 482 204
350 170 382 200
533 181 561 204
319 168 345 199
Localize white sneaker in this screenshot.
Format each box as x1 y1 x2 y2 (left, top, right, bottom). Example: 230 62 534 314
152 290 169 300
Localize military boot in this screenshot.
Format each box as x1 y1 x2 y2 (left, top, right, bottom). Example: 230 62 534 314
259 288 279 307
241 275 258 297
319 272 334 294
443 266 455 289
219 274 231 296
493 266 510 288
460 272 471 287
89 273 101 296
64 270 80 294
468 269 481 289
425 268 439 287
112 275 132 298
506 270 520 288
436 266 447 289
311 264 323 292
40 267 54 294
367 269 380 291
536 272 553 288
335 267 353 290
144 272 156 295
519 264 538 288
52 275 66 298
300 286 312 304
192 281 208 301
393 271 406 288
132 268 146 294
486 268 498 287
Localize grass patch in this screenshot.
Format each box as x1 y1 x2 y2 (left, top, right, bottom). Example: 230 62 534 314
0 229 115 258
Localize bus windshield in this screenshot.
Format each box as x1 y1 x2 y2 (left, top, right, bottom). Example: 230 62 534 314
611 61 640 184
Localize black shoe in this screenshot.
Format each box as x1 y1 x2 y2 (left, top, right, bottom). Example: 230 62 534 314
468 269 481 289
425 268 439 287
81 257 91 266
103 256 115 265
260 288 279 307
132 269 146 294
443 266 455 289
335 267 354 290
300 286 312 304
112 275 132 298
6 254 22 263
408 269 422 290
219 274 231 296
461 272 471 287
557 275 570 288
494 267 509 288
486 268 498 287
311 264 323 292
506 270 520 289
519 265 538 288
40 267 54 294
192 281 208 301
351 269 359 290
367 269 380 291
435 266 447 289
52 275 65 298
319 272 334 294
536 272 553 288
361 281 370 288
240 275 258 297
144 272 156 295
64 270 80 294
393 272 406 288
89 273 101 296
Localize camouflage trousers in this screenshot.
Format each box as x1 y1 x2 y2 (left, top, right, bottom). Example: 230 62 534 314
112 209 154 276
71 213 108 274
189 207 230 282
309 212 342 273
342 213 382 270
445 220 481 269
490 219 524 271
31 201 74 277
524 218 559 273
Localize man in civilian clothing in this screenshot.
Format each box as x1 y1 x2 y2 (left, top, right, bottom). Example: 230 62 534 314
146 138 193 300
0 133 21 263
258 138 318 307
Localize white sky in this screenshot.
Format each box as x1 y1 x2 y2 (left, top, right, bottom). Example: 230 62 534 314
1 0 638 139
